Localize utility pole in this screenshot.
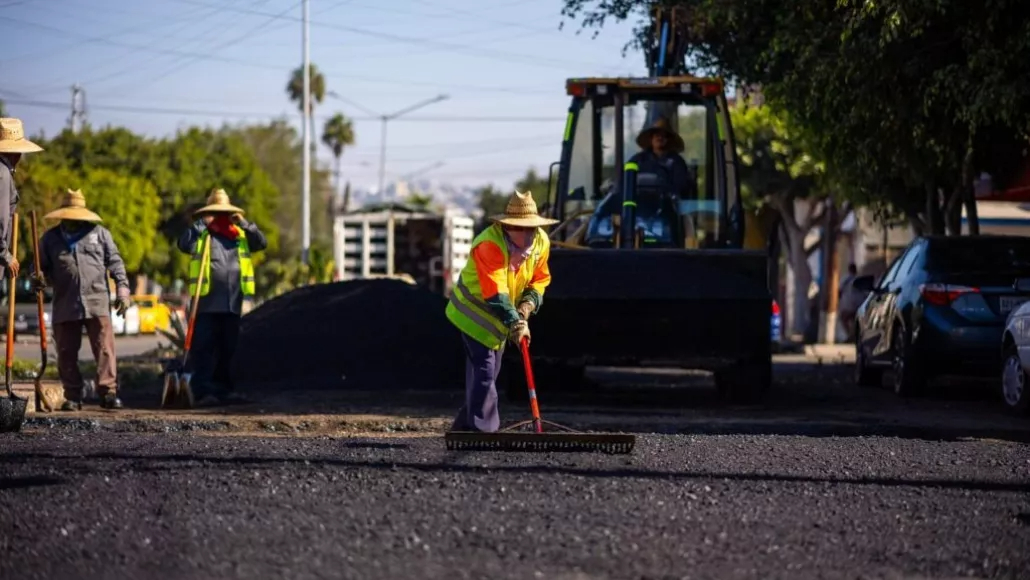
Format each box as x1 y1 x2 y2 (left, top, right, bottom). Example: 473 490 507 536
300 0 311 265
68 84 86 133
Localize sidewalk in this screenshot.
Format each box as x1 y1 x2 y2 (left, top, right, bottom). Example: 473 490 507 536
802 343 854 363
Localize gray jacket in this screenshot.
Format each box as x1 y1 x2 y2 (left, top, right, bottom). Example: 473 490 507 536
0 157 19 268
36 224 130 324
177 218 268 315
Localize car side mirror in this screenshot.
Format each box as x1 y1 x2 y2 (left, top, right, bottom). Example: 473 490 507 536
852 275 876 293
1015 278 1030 292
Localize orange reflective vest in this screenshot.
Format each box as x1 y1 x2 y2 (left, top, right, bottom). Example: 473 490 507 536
445 224 551 350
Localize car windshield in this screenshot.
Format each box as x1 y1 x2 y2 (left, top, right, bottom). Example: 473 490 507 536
137 299 156 308
928 237 1030 272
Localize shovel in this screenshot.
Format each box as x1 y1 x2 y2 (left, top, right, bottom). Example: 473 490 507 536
0 212 27 433
161 233 210 409
29 211 61 413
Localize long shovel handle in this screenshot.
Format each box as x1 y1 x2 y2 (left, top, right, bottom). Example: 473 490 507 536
518 336 543 433
5 212 19 398
182 234 211 360
30 212 46 354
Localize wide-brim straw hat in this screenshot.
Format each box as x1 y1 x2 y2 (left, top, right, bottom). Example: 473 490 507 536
635 116 685 153
490 190 559 228
0 118 43 154
193 188 245 216
44 189 103 223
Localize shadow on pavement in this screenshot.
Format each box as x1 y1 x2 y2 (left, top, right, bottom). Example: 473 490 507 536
0 475 68 490
3 451 1028 494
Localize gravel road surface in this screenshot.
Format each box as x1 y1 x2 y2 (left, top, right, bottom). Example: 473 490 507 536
2 431 1028 580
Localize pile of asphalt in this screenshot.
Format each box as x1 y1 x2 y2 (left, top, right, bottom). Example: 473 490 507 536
231 279 464 390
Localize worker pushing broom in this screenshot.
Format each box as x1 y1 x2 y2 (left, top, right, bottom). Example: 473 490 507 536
444 190 634 453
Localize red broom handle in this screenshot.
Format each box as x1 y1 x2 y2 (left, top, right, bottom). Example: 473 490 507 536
519 336 543 433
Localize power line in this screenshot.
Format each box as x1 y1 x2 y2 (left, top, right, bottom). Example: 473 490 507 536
1 97 566 123
164 0 612 71
0 14 558 96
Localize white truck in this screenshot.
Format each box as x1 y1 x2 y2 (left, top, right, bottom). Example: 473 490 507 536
332 203 474 296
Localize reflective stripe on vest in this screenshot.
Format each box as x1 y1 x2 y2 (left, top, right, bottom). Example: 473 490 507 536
445 224 547 350
188 231 256 297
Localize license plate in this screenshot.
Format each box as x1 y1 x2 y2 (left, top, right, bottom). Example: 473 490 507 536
14 321 27 331
1000 296 1030 313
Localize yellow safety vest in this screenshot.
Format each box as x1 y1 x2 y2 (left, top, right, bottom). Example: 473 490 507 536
188 230 256 297
446 224 549 350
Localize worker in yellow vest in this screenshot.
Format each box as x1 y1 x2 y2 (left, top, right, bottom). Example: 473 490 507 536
446 190 558 432
177 188 267 407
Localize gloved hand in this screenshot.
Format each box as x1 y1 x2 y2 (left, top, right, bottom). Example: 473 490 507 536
231 213 246 226
509 319 530 346
29 272 46 292
517 301 534 320
114 296 131 317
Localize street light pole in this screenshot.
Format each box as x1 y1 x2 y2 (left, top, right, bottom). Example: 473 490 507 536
300 0 311 265
375 94 449 199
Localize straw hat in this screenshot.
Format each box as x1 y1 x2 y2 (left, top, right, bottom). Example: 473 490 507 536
44 189 103 223
193 188 244 216
489 190 558 228
635 117 684 153
0 118 43 154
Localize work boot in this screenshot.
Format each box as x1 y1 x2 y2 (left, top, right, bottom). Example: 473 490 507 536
100 393 123 410
60 400 81 411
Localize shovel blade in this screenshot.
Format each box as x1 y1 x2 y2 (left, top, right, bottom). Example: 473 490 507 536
0 395 28 433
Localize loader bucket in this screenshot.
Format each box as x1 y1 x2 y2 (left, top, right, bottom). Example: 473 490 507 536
528 247 771 372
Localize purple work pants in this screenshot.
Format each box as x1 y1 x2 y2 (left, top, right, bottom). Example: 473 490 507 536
451 333 504 432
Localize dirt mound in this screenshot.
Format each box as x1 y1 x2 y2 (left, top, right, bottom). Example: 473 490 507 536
232 279 465 390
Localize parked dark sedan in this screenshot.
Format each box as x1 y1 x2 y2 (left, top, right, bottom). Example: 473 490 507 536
853 235 1030 396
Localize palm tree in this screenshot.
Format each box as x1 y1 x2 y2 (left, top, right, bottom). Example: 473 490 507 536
321 112 355 197
286 64 327 155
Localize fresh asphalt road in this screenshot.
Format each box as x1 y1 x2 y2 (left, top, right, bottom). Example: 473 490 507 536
1 432 1028 579
7 333 162 362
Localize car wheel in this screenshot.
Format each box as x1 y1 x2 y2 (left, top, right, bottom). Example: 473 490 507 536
891 325 926 397
854 332 883 388
1001 344 1030 415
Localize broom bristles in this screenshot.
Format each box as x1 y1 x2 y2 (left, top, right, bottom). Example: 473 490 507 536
444 432 635 454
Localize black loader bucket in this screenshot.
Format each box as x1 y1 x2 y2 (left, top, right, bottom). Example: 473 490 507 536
527 247 771 374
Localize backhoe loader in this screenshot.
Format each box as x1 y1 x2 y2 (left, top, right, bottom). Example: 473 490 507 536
499 6 773 404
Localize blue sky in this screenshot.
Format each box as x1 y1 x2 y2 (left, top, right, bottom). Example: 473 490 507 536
0 0 647 190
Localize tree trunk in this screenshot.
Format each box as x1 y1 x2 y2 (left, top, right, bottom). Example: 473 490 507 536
782 222 813 338
925 183 945 235
961 146 979 235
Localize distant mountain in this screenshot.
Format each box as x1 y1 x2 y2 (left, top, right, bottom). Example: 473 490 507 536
342 179 485 217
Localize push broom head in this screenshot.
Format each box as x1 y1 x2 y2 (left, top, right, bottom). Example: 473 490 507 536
445 431 636 454
0 394 27 433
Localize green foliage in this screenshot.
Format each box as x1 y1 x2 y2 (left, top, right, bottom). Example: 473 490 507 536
322 113 355 159
559 0 1030 232
14 118 340 300
286 64 327 114
515 167 552 208
730 103 823 210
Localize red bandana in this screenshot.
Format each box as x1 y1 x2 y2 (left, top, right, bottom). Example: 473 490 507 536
207 215 240 240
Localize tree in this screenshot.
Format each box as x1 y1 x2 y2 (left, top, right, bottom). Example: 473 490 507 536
321 112 355 195
475 184 508 232
406 193 434 210
732 102 830 336
286 63 327 158
0 99 6 117
559 0 1030 236
514 167 552 209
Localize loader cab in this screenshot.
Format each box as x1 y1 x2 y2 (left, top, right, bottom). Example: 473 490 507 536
547 76 744 250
